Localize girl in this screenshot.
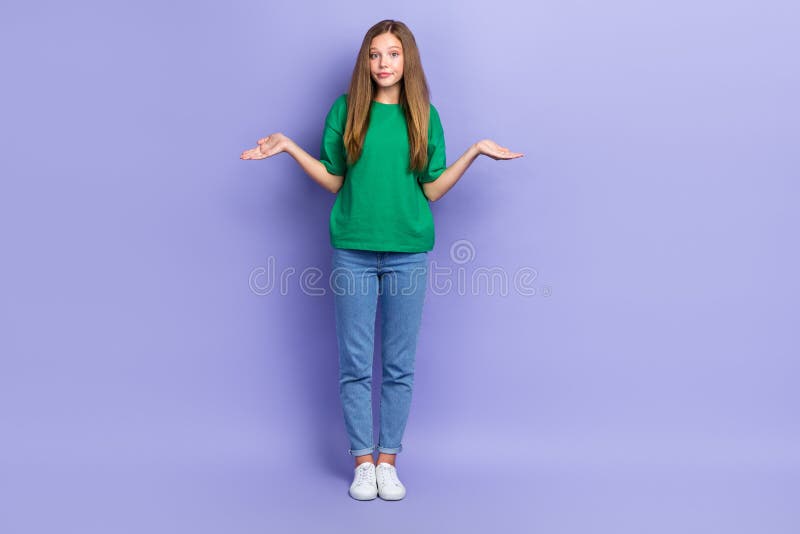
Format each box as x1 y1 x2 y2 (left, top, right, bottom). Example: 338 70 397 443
240 19 523 501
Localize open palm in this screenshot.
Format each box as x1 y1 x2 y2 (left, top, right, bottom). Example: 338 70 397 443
476 139 524 160
240 133 291 160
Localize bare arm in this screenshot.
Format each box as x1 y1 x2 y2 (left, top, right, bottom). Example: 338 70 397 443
240 133 344 194
421 139 524 202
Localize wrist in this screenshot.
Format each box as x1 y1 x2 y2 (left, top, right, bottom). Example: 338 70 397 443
283 138 299 156
470 142 482 158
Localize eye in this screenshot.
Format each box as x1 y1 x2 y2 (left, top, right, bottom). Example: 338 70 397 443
369 52 401 59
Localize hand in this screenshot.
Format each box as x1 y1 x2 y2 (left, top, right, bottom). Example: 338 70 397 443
240 132 294 160
474 139 524 160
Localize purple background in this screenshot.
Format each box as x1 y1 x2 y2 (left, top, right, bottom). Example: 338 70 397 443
2 0 798 532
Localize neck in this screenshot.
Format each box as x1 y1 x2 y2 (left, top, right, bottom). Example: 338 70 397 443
373 86 401 105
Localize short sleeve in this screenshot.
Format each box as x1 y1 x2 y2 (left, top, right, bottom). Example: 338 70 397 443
319 94 348 176
417 104 447 183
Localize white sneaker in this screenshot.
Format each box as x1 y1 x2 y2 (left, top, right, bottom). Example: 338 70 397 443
375 462 406 500
349 462 378 500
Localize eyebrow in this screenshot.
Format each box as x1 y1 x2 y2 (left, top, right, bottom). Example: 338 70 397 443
369 46 401 51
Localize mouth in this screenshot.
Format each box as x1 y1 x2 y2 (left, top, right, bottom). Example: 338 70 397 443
377 72 392 78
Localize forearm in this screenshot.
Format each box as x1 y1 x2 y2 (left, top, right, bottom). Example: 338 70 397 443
422 143 481 202
285 141 344 194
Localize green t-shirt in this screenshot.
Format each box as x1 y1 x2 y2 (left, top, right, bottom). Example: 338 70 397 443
319 93 446 252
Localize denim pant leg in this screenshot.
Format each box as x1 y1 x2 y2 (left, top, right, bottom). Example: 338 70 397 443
332 248 379 457
377 251 429 455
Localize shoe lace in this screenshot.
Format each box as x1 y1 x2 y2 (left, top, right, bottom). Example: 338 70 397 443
377 464 402 487
356 464 376 485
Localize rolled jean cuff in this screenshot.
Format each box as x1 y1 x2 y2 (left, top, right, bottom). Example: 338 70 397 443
377 444 403 454
348 446 375 456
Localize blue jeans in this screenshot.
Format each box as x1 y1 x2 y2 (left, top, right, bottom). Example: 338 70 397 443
331 248 429 457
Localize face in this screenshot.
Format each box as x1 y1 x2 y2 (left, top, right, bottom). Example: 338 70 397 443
369 32 404 88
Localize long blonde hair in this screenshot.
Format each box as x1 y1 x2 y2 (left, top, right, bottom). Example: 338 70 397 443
343 20 432 174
